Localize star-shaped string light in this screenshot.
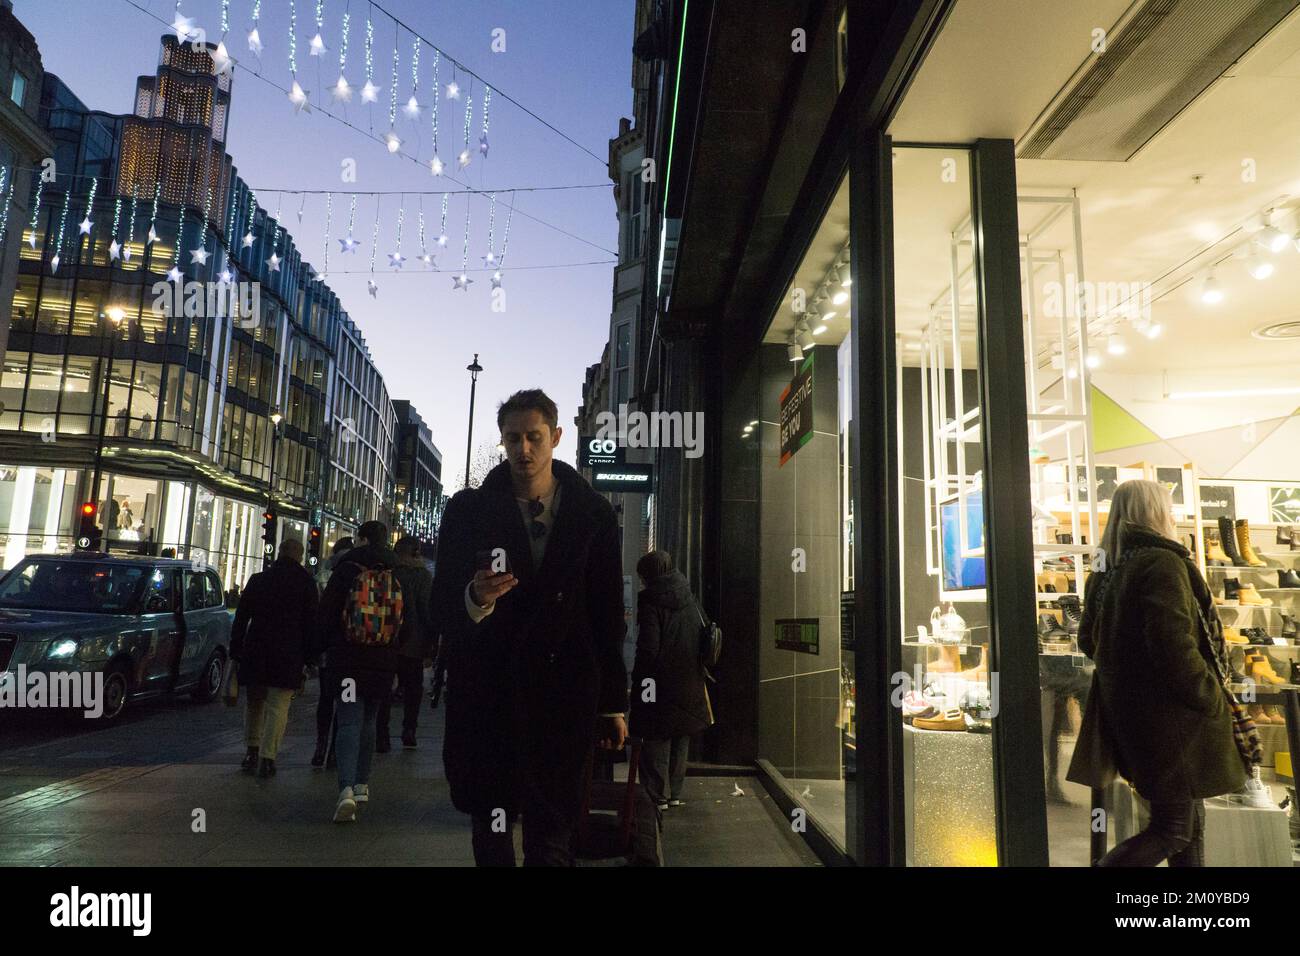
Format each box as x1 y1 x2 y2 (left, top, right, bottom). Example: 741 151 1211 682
388 251 405 269
458 95 473 169
109 240 122 261
479 87 492 157
360 18 379 102
243 230 255 248
310 0 327 56
368 279 379 297
212 42 236 77
190 247 210 265
218 265 234 285
248 0 263 54
172 6 196 43
332 11 352 101
167 265 183 283
147 226 159 244
267 251 281 271
403 37 422 119
78 216 92 236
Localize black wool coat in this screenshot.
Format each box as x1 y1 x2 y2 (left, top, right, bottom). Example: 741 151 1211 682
230 557 318 690
1067 530 1246 802
317 543 402 699
434 459 628 817
630 570 713 740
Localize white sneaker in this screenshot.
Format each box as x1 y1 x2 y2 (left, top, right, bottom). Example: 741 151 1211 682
353 783 369 804
1228 768 1274 809
333 787 358 822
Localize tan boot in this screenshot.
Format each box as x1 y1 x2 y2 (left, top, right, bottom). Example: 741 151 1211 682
1238 583 1272 606
1205 528 1231 565
1236 519 1266 567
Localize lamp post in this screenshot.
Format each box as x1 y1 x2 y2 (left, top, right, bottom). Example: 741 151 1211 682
88 307 126 535
464 353 483 489
264 407 283 569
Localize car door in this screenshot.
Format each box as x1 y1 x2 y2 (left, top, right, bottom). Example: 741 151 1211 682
179 568 216 686
139 567 183 692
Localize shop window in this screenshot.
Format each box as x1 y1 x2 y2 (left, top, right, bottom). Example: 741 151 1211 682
0 351 28 431
10 71 26 108
129 361 161 437
59 355 97 436
35 275 72 335
23 355 64 424
11 274 37 333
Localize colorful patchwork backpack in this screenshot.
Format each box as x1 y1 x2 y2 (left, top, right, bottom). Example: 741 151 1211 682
342 562 405 646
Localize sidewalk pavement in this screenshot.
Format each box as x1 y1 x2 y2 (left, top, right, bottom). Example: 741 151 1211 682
0 681 820 867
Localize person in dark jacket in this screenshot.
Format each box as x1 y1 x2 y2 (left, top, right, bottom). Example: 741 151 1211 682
318 520 401 822
1067 480 1246 866
377 535 436 749
631 550 712 810
312 536 354 768
230 538 318 778
434 389 628 866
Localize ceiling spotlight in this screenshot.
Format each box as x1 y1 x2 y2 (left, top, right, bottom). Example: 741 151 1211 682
1145 322 1163 339
1066 365 1079 380
1258 222 1289 254
795 322 815 350
820 310 837 323
1107 334 1126 355
1247 249 1274 280
832 289 849 305
1200 271 1224 305
786 337 804 362
1085 352 1101 370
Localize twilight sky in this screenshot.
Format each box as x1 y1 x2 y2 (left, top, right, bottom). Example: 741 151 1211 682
16 0 633 489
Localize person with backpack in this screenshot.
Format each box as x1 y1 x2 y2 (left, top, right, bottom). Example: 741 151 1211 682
434 389 627 866
377 535 437 750
630 550 713 811
318 520 404 823
311 536 354 769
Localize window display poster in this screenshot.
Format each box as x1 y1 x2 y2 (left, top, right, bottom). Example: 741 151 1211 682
1156 467 1185 506
840 592 855 650
1074 465 1118 503
775 617 819 655
779 353 814 467
1200 484 1236 520
1269 486 1300 525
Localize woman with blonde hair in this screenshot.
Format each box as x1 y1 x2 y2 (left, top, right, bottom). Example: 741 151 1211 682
1068 479 1248 866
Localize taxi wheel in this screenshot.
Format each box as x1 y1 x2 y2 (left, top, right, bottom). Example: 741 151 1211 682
190 649 225 703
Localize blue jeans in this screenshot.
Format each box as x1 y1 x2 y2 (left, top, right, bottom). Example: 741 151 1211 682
335 695 381 792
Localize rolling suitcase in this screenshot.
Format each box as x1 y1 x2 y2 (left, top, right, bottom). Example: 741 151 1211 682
575 736 663 866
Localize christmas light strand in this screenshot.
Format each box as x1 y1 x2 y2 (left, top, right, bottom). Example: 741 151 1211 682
53 188 70 265
26 176 42 248
388 43 399 125
499 201 514 267
460 94 473 167
148 180 161 243
347 194 357 235
339 11 350 69
126 190 138 250
480 85 491 155
288 0 297 74
439 191 449 245
0 168 12 246
111 195 122 241
461 195 470 271
81 176 99 260
172 206 186 268
430 50 440 154
221 0 230 35
364 18 374 81
411 37 420 89
323 191 333 275
316 0 324 28
369 197 380 272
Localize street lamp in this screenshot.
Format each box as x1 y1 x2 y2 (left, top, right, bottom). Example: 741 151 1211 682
88 308 126 546
265 407 283 570
464 353 483 489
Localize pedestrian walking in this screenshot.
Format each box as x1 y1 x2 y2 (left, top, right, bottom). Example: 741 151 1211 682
318 520 403 822
1068 480 1250 865
229 538 318 778
377 535 436 750
629 550 713 811
312 536 353 768
434 388 627 866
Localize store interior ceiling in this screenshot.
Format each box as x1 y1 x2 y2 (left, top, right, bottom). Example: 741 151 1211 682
770 0 1300 405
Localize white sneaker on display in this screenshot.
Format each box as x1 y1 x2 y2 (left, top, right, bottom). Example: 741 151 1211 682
334 787 358 822
1227 768 1274 810
354 783 369 804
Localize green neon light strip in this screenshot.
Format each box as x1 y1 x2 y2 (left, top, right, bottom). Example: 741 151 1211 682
657 0 689 297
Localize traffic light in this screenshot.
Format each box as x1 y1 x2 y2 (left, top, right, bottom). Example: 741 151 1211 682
76 502 101 551
307 526 322 568
261 509 277 558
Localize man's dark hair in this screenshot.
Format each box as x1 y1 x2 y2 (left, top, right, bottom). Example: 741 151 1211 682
358 521 388 547
331 536 354 555
394 535 421 558
636 550 674 582
497 389 559 433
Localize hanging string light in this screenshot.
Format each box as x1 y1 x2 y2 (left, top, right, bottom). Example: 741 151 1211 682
388 201 405 269
77 175 98 246
458 93 473 169
0 168 13 248
124 188 138 262
191 186 212 270
417 202 434 266
310 0 328 56
213 0 234 75
322 190 333 277
333 11 352 101
220 189 237 283
429 51 442 175
493 200 513 289
25 175 42 249
453 193 472 290
242 191 257 248
266 193 282 272
403 37 422 120
339 194 359 252
288 0 311 113
107 195 122 261
249 0 264 55
367 194 380 296
482 192 496 266
50 187 70 273
168 206 186 282
385 39 401 152
361 17 379 103
147 180 161 245
447 62 460 100
171 0 195 44
438 191 449 247
479 86 491 157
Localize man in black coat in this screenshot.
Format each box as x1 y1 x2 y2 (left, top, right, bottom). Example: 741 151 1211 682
434 388 628 866
230 538 318 777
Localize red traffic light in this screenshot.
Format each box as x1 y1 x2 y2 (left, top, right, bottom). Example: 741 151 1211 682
81 502 96 517
262 511 274 521
310 528 321 539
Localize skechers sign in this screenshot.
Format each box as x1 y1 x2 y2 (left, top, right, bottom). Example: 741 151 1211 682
591 462 653 492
